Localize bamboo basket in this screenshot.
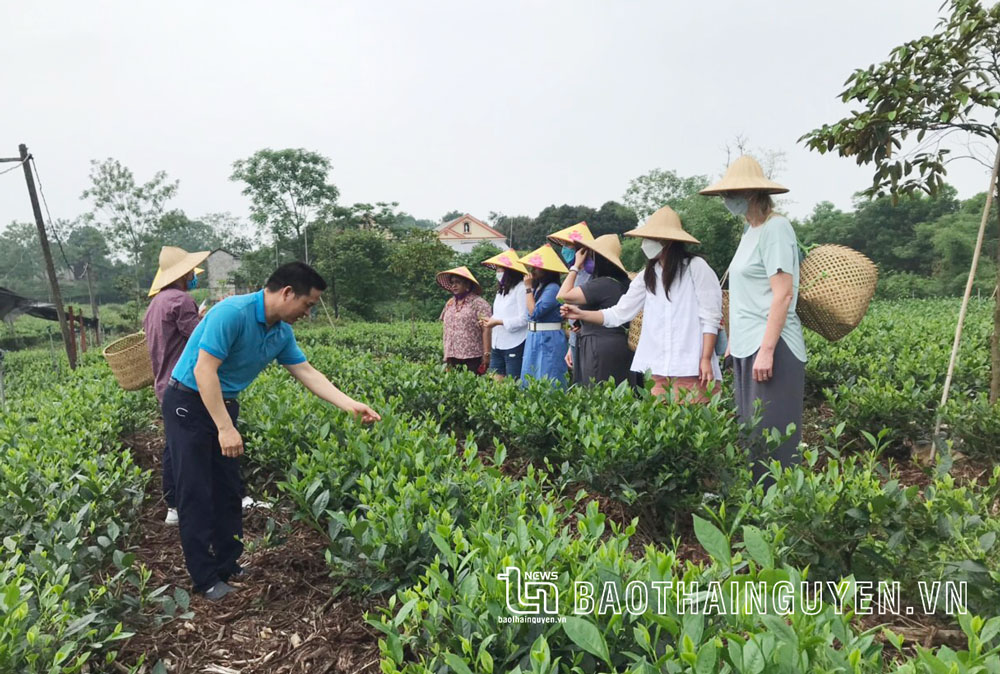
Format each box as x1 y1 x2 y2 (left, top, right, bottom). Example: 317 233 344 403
627 311 642 351
633 244 875 350
103 332 154 391
797 244 878 341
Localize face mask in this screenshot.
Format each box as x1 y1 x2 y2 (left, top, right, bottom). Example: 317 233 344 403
495 270 505 283
641 239 664 260
582 257 595 274
723 195 749 216
561 246 575 264
187 275 198 291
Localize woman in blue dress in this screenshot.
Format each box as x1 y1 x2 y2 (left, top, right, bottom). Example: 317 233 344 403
517 243 570 388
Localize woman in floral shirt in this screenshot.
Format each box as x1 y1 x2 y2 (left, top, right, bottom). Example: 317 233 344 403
437 266 492 374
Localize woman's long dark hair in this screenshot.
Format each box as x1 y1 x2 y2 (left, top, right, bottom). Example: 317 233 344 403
591 252 629 285
497 268 521 296
644 241 699 299
531 268 561 295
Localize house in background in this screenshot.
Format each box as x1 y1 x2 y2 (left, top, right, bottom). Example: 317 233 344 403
436 214 507 253
205 249 243 299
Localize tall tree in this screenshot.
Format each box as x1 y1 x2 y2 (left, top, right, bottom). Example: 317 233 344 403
590 201 638 238
80 158 178 299
312 228 392 320
388 229 455 321
0 222 45 293
800 0 1000 399
622 170 742 274
623 169 709 221
230 148 340 264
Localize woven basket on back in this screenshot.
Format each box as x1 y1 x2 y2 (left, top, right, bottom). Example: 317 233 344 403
103 332 154 391
797 244 878 341
629 244 876 350
627 311 642 351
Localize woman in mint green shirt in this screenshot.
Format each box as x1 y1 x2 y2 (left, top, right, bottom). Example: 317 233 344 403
700 156 805 487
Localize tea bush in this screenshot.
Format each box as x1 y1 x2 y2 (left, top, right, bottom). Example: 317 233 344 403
745 450 1000 614
0 354 159 672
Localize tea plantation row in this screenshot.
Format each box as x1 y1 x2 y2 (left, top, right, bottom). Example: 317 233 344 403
2 298 999 672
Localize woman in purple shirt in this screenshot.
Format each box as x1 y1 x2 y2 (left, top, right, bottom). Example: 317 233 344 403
143 246 211 525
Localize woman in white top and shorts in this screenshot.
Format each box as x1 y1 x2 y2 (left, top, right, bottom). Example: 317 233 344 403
480 250 529 380
561 206 722 403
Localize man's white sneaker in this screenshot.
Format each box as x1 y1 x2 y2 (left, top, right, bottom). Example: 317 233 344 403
165 508 179 525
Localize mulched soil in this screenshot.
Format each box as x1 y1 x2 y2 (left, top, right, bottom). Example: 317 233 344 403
114 431 381 674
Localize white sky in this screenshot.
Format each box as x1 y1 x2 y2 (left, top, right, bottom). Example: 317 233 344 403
1 0 994 234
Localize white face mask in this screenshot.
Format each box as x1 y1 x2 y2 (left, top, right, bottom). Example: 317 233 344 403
496 270 505 283
723 195 749 216
641 239 664 260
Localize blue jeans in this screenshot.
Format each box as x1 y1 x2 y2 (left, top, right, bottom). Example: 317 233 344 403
489 341 525 378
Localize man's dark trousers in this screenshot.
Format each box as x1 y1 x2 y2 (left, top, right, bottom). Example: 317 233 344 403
161 433 176 508
162 384 243 592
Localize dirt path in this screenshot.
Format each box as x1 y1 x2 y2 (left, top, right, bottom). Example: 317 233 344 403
114 432 381 674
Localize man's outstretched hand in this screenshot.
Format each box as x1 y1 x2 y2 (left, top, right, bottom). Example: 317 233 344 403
346 400 381 424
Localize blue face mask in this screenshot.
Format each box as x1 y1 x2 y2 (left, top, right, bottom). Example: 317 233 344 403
187 275 198 291
723 195 749 216
561 246 575 264
582 257 595 275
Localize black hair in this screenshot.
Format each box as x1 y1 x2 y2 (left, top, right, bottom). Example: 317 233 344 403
265 261 328 296
591 252 629 285
643 242 699 299
531 268 561 294
497 268 520 296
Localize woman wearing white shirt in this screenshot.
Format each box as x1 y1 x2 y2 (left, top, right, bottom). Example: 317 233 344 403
480 250 529 380
561 206 722 402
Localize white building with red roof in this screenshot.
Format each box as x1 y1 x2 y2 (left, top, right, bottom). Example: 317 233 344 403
436 214 507 253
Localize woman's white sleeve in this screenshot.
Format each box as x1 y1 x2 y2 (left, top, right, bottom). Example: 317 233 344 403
690 258 722 335
503 287 530 331
602 274 646 327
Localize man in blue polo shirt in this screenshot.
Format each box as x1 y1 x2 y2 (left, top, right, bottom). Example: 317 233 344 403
164 261 380 601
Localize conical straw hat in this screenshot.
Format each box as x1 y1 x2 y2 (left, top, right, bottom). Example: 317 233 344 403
577 234 629 275
519 243 569 274
481 249 528 274
699 155 788 195
546 221 594 248
625 206 700 244
148 246 211 297
436 266 482 294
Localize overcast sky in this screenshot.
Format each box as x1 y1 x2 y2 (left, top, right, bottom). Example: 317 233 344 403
1 1 994 235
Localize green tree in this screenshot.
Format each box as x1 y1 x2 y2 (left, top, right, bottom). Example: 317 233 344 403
590 201 638 238
440 210 464 223
388 230 455 321
312 228 392 320
489 212 533 250
622 169 742 275
623 169 709 221
230 148 339 264
80 158 178 300
0 222 45 294
65 223 110 281
799 0 1000 399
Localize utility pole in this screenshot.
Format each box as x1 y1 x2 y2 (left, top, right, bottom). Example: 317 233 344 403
14 145 76 369
84 262 102 346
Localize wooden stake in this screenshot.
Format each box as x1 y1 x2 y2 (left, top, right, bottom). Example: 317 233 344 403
932 140 1000 460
